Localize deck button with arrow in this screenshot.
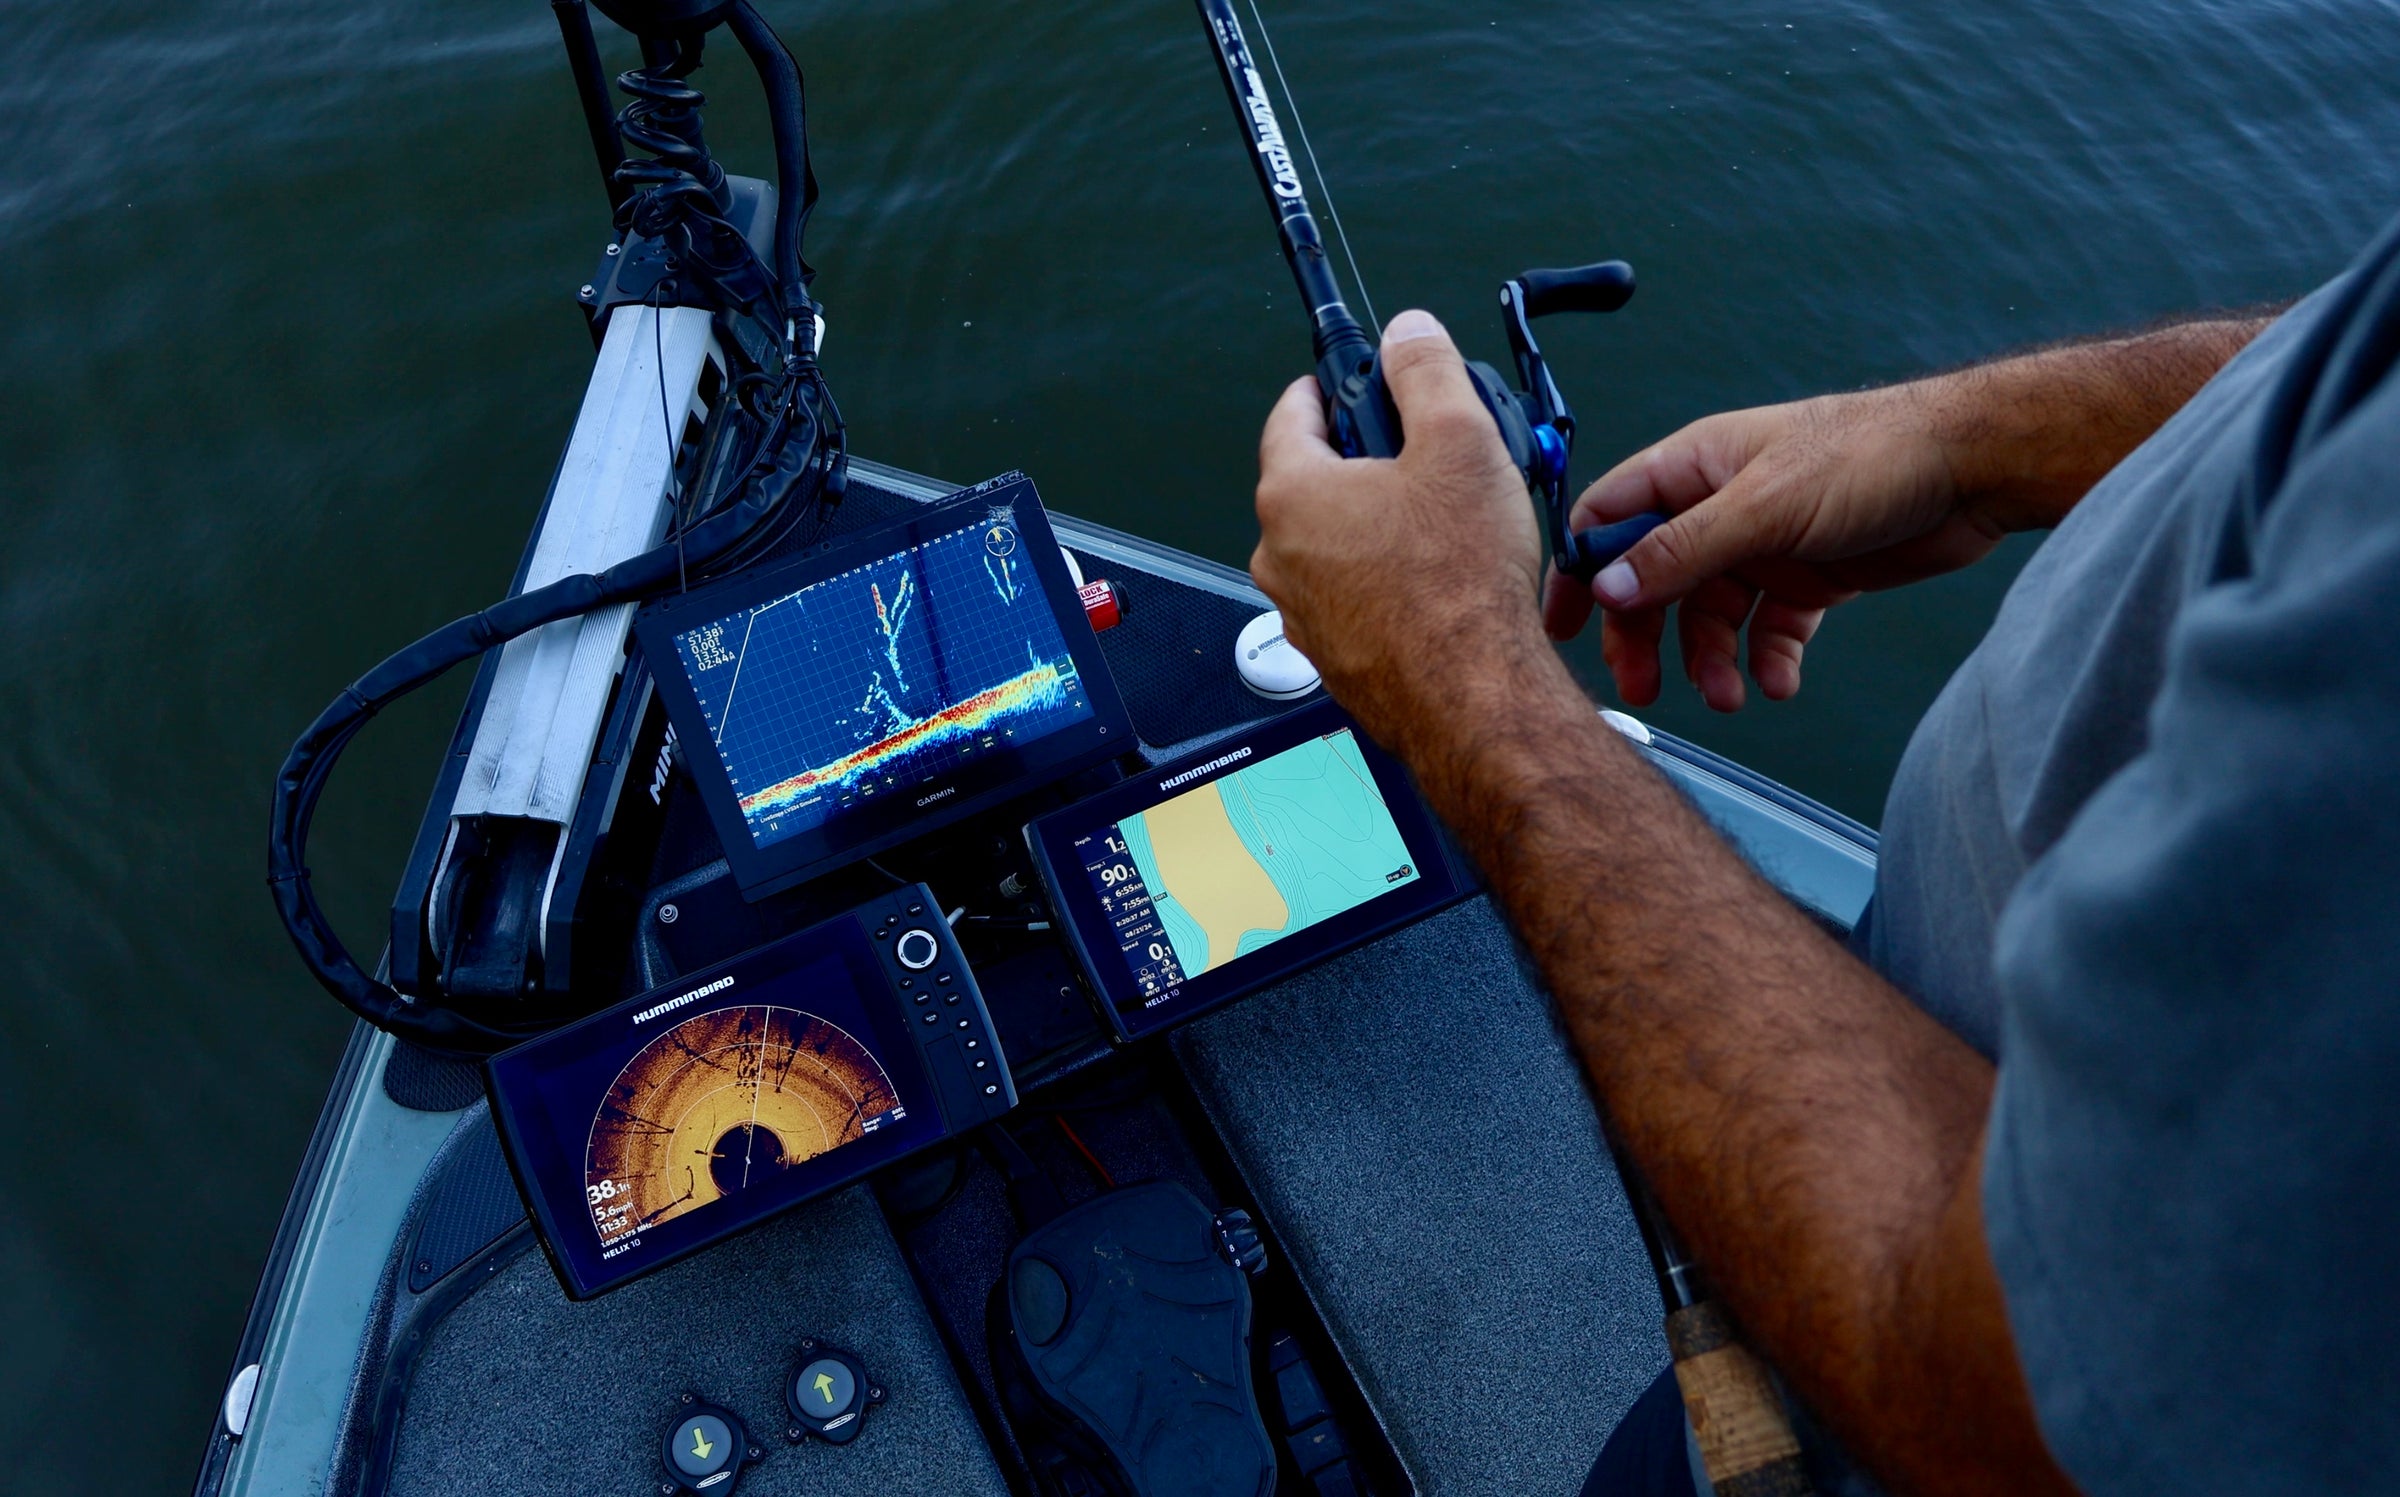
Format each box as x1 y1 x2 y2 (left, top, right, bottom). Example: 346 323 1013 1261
784 1339 884 1445
659 1396 757 1495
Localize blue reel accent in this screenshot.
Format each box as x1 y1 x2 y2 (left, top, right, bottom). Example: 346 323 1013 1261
1530 422 1569 489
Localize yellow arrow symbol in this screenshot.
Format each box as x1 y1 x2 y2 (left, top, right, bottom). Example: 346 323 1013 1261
689 1425 715 1462
813 1371 837 1405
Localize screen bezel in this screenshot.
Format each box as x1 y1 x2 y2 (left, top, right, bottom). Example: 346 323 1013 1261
1028 699 1472 1042
485 916 948 1298
632 478 1134 900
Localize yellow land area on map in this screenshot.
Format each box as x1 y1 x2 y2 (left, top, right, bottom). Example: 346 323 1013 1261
1144 783 1288 973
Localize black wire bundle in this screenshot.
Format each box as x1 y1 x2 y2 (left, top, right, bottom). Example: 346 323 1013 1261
268 0 842 1054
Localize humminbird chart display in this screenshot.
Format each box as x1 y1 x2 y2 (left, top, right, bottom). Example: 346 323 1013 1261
1028 699 1475 1041
486 885 1017 1297
635 478 1131 898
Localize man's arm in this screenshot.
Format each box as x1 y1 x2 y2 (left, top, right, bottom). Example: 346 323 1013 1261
1248 312 2096 1495
1545 314 2277 710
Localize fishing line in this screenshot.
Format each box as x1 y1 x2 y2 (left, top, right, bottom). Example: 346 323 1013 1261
1243 0 1380 336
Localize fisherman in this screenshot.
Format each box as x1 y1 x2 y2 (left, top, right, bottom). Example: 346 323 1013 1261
1247 214 2400 1495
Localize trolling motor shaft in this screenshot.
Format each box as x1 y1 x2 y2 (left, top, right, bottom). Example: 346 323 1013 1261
1194 0 1663 579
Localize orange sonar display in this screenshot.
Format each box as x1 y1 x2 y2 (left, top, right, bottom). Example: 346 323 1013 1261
737 657 1079 822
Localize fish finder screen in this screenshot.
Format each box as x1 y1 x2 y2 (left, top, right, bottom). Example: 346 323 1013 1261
667 502 1097 852
486 928 943 1297
1070 728 1421 1001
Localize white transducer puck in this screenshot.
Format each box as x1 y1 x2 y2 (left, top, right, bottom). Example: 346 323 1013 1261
1235 610 1320 701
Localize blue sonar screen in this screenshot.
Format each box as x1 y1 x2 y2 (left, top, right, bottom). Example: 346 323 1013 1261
668 505 1096 850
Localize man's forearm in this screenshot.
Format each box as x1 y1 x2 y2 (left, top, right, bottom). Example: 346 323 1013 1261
1932 314 2277 531
1378 637 2067 1495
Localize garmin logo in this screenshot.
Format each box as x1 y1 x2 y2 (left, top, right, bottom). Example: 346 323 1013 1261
1241 68 1304 199
916 785 957 807
1160 746 1252 793
633 973 733 1025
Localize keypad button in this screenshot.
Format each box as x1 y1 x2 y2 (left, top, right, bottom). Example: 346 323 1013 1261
895 928 939 971
956 1018 971 1030
983 1084 999 1096
907 902 924 916
965 1038 980 1050
974 1059 989 1070
920 1012 938 1025
897 976 912 990
936 972 954 986
944 993 961 1006
914 993 931 1006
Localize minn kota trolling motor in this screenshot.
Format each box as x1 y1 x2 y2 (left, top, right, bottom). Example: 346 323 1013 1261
1195 0 1664 580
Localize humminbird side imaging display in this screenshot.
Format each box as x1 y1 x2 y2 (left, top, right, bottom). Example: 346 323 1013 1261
1029 699 1476 1041
635 478 1132 898
486 885 1017 1297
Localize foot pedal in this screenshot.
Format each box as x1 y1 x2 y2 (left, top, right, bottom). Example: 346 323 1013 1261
990 1180 1275 1497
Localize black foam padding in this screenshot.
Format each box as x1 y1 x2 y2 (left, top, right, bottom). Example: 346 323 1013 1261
382 1041 486 1112
404 1110 527 1293
1081 562 1296 748
386 1184 1008 1497
997 1181 1275 1497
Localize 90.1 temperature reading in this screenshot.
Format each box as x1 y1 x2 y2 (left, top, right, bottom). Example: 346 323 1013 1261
1070 827 1186 1000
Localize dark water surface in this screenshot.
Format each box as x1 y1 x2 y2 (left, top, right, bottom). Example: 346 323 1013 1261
4 0 2394 1483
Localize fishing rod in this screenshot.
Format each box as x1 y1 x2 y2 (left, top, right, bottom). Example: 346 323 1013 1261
1193 0 1663 579
1193 7 1819 1490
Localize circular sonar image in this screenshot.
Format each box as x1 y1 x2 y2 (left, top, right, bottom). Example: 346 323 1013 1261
583 1004 903 1250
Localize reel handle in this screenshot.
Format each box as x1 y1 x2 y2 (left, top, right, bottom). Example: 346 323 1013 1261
1517 260 1637 318
1558 511 1666 581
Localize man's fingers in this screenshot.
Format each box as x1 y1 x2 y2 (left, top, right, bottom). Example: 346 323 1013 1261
1591 464 1799 613
1542 565 1595 641
1376 309 1491 447
1602 604 1666 707
1571 407 1786 529
1747 598 1824 701
1677 574 1758 713
1260 375 1337 481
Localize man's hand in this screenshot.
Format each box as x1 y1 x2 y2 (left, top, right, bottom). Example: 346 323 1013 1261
1251 309 1543 742
1544 315 2279 711
1541 387 1997 712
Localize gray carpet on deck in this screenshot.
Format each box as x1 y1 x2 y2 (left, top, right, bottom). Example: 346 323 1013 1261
388 1184 1007 1497
1175 898 1668 1496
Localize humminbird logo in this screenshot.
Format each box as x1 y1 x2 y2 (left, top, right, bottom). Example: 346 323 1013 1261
1161 746 1252 793
1240 67 1304 199
633 973 733 1025
916 785 957 807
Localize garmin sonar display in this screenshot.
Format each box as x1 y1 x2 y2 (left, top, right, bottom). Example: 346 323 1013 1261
669 500 1095 850
485 885 1018 1297
635 480 1132 900
1071 726 1419 996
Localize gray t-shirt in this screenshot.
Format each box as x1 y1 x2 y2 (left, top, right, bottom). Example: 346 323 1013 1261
1865 215 2400 1493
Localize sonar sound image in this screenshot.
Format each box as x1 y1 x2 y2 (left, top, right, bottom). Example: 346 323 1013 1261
670 504 1095 849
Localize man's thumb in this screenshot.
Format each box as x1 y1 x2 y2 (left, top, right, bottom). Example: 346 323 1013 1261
1377 309 1483 430
1592 498 1739 610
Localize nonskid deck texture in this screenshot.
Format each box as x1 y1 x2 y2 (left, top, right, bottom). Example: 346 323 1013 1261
388 1184 1009 1496
1178 899 1665 1494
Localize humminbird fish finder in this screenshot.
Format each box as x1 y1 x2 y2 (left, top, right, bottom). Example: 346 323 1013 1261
1028 699 1476 1042
485 884 1016 1298
634 477 1132 900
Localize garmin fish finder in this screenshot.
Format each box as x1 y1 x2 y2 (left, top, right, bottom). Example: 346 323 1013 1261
485 884 1017 1298
1028 699 1476 1042
635 476 1133 900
